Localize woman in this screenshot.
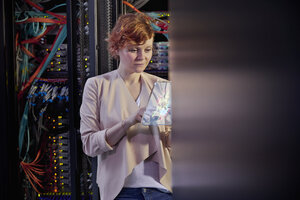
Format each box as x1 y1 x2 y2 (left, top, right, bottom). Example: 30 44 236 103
80 13 172 200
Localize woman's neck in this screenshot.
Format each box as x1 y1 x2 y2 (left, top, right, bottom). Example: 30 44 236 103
117 67 141 85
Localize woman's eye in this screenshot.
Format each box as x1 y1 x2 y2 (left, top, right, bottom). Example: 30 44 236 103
145 48 152 52
128 49 137 52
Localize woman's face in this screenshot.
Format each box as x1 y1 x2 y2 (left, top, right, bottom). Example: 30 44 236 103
118 38 153 74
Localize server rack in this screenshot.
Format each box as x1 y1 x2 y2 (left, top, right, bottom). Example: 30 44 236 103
12 0 93 199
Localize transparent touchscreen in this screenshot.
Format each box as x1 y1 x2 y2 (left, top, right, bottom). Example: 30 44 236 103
142 81 172 126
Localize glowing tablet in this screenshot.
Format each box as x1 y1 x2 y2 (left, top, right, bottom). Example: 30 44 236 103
142 81 172 126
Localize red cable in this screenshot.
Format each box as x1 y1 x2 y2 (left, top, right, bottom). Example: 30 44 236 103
20 44 42 63
154 31 168 34
16 17 65 24
20 149 45 193
122 1 142 13
21 164 41 193
24 0 66 23
15 32 19 50
21 25 56 44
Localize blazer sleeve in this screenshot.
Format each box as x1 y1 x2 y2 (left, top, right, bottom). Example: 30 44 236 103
80 78 113 157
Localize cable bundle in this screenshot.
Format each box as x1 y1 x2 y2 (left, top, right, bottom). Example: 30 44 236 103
15 0 68 194
20 149 45 193
20 78 68 157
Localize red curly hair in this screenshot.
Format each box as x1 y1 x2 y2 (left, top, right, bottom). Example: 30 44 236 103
107 13 155 59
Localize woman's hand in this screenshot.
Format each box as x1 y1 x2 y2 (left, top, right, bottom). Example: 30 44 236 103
105 107 146 147
126 107 146 127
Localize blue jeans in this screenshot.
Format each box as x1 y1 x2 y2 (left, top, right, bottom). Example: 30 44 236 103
115 187 173 200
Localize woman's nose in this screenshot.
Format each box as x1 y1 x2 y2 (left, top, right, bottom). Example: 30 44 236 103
136 50 144 59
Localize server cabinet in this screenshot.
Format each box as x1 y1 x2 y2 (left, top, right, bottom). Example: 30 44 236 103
13 0 93 199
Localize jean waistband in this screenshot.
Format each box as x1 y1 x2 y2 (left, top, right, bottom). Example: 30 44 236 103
122 187 171 194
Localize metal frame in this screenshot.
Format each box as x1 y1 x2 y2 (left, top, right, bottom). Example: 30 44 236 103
97 0 119 75
67 0 80 199
0 0 20 199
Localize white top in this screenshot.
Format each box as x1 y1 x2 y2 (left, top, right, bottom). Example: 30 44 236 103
123 158 168 190
123 91 168 190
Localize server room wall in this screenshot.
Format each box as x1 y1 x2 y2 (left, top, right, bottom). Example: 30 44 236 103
170 0 299 199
